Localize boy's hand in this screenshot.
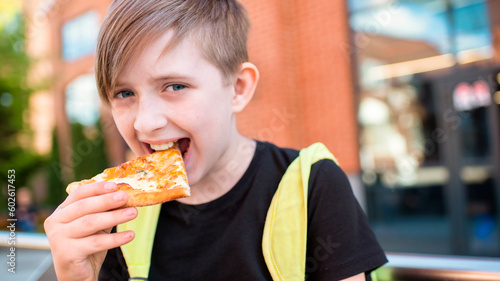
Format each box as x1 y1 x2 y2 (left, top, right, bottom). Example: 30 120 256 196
44 182 137 281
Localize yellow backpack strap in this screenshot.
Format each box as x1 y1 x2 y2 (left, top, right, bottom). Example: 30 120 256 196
262 143 338 280
117 204 162 280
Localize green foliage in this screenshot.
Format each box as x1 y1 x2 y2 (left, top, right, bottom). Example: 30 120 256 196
44 121 110 207
0 14 111 210
0 16 30 130
46 131 66 206
70 122 109 182
0 15 45 209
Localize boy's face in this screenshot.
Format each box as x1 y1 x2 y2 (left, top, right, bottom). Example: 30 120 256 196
110 30 238 187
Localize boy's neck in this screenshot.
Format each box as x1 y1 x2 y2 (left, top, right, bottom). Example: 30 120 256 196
176 135 256 205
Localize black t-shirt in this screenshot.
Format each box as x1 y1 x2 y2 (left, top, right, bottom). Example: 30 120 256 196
99 141 387 281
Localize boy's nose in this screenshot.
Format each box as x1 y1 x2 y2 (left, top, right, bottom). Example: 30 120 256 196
133 98 168 134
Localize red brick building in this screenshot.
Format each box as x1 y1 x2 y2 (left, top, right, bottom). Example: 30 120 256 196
24 0 500 257
239 0 359 173
24 0 360 177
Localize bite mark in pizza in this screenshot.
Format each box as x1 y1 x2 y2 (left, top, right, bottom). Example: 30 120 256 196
66 142 190 207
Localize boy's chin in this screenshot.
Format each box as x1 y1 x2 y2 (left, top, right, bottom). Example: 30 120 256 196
184 166 205 189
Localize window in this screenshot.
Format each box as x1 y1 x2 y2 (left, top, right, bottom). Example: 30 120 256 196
65 74 100 125
349 0 499 257
61 11 100 61
65 74 109 182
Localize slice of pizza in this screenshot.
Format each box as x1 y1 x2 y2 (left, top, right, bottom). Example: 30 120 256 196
66 142 190 207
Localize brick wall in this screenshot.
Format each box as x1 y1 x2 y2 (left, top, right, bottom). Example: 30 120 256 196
489 0 500 63
239 0 360 173
30 0 360 174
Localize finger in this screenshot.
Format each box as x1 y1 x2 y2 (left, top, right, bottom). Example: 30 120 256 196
59 182 118 209
104 227 113 234
77 230 135 256
59 190 129 223
67 207 138 238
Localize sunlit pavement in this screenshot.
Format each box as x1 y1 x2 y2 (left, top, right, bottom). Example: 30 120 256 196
0 247 55 281
0 231 56 281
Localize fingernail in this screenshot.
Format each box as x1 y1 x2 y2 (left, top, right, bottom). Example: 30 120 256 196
125 231 135 240
113 192 124 201
104 182 117 191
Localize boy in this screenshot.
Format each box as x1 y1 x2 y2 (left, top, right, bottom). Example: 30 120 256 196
44 0 387 280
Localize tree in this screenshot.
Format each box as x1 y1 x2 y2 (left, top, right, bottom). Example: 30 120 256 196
0 14 44 209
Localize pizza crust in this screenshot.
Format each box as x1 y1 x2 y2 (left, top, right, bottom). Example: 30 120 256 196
66 144 190 207
66 179 97 194
116 183 190 207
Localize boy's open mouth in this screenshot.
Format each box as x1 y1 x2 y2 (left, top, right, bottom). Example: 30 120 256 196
149 138 191 158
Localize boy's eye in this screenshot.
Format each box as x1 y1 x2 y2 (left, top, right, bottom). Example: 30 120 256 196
166 84 186 91
116 91 134 98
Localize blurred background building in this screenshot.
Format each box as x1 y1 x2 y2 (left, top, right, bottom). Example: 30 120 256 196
349 0 500 257
1 0 500 268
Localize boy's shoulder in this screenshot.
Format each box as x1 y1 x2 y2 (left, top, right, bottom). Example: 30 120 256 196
255 141 341 169
255 141 299 165
253 141 344 182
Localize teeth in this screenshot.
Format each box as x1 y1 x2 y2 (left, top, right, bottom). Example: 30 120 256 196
150 141 174 151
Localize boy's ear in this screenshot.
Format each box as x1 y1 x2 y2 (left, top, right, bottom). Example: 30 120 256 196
231 62 259 113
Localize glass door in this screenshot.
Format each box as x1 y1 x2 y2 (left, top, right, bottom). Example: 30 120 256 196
349 0 499 256
433 67 500 256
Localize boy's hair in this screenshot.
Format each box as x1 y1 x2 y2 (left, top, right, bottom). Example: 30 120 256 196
96 0 250 105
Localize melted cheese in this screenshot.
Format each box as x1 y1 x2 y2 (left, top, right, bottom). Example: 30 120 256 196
94 171 159 192
91 145 188 192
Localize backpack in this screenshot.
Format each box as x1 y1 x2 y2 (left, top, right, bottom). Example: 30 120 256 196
117 143 338 280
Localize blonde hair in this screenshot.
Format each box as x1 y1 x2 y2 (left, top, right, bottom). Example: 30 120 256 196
96 0 250 105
